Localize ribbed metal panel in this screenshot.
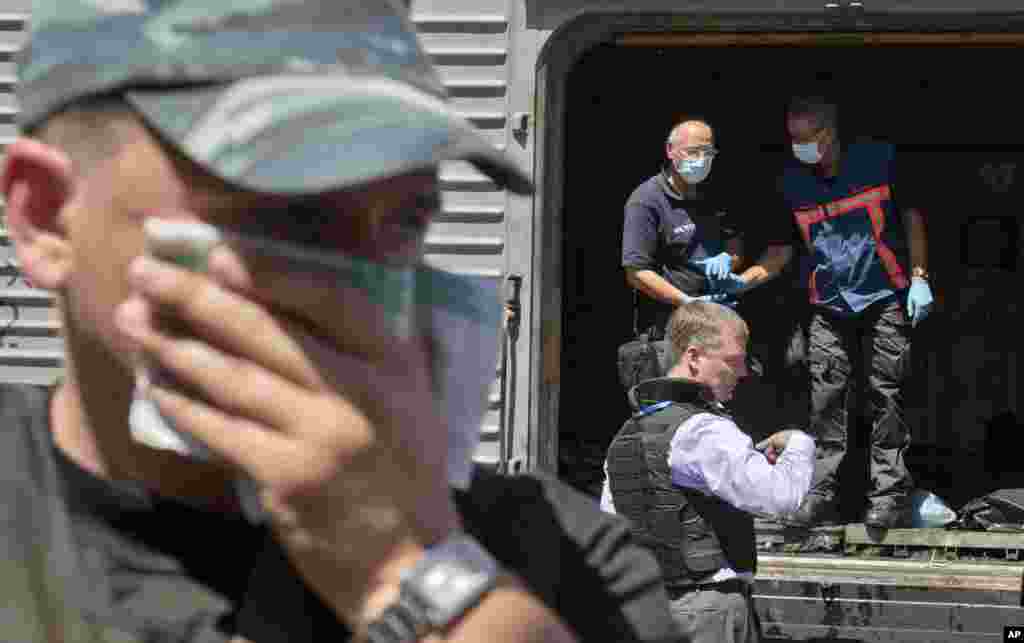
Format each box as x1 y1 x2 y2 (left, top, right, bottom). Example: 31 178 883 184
413 0 510 279
0 11 24 150
0 8 54 383
413 4 512 470
0 5 514 469
0 10 52 385
0 230 64 386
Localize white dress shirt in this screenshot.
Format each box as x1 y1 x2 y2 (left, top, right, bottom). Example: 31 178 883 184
600 411 815 582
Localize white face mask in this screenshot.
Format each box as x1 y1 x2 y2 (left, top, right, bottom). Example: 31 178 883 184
675 157 713 184
793 142 823 165
418 271 502 491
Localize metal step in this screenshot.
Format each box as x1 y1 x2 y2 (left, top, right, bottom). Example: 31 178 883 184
756 553 1024 642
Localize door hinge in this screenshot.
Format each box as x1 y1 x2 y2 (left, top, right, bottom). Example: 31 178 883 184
825 0 864 10
512 112 530 146
506 456 526 475
825 0 865 21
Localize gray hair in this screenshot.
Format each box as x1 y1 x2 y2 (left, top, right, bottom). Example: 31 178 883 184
665 301 748 366
666 119 713 147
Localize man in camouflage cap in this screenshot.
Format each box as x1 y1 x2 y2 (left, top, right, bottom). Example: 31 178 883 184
0 1 681 641
17 0 532 194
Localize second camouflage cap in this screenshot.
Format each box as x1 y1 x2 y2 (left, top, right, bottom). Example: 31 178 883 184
17 0 532 195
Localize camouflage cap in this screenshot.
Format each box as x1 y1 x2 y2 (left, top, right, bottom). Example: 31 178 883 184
17 0 532 195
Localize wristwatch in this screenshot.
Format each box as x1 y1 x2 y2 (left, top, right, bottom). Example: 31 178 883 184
365 532 500 642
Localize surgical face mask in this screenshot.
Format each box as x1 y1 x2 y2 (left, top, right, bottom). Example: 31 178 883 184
675 157 713 184
793 141 823 165
416 269 502 492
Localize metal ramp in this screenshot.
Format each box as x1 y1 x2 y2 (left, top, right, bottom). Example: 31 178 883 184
754 521 1024 641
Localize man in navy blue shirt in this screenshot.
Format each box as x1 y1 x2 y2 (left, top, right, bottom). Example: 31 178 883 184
622 119 749 340
736 96 934 528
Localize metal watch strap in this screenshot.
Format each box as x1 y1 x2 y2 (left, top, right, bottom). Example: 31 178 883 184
365 592 431 643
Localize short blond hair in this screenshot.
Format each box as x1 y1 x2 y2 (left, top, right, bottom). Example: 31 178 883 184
666 301 748 363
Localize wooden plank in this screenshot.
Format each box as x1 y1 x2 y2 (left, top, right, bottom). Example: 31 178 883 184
846 524 1024 550
757 554 1024 593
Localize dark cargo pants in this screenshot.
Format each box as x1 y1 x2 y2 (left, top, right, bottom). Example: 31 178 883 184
808 299 914 505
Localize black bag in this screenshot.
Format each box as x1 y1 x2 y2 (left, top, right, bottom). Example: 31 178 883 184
617 334 669 393
955 489 1024 530
618 290 670 394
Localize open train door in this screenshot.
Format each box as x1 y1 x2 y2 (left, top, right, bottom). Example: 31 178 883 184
530 2 1023 639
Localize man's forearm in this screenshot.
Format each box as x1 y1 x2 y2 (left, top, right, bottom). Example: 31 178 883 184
904 209 928 273
721 431 816 518
737 244 793 290
625 269 688 306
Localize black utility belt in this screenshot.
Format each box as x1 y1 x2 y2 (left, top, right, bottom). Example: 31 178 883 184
665 577 751 599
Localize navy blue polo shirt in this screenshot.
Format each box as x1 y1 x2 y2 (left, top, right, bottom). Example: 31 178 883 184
780 140 916 316
622 169 740 291
622 169 741 333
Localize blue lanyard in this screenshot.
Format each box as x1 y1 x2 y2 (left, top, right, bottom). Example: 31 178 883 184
635 400 673 418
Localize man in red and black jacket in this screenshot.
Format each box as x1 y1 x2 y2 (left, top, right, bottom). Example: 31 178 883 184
735 96 934 529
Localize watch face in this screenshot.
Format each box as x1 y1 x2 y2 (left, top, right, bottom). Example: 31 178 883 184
405 535 499 627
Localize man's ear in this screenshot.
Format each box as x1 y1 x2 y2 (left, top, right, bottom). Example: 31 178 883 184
671 344 696 378
680 345 701 378
0 137 75 290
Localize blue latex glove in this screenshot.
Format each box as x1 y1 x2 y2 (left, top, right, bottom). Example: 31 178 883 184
695 292 739 309
695 252 733 281
906 277 934 327
693 273 747 309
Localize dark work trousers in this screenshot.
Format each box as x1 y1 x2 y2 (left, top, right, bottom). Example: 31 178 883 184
735 283 811 438
808 298 914 505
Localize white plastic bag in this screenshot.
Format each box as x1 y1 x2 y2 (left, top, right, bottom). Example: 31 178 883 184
909 489 957 528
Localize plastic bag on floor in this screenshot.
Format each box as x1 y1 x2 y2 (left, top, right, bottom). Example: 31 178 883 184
909 489 957 528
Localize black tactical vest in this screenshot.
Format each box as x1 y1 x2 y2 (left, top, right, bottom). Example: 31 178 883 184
607 377 755 587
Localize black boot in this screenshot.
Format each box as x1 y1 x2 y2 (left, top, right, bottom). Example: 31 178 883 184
786 491 840 527
864 494 910 529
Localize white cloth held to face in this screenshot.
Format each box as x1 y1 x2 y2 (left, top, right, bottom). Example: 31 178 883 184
129 256 502 515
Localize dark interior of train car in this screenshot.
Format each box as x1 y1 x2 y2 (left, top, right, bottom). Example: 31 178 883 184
558 41 1023 520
